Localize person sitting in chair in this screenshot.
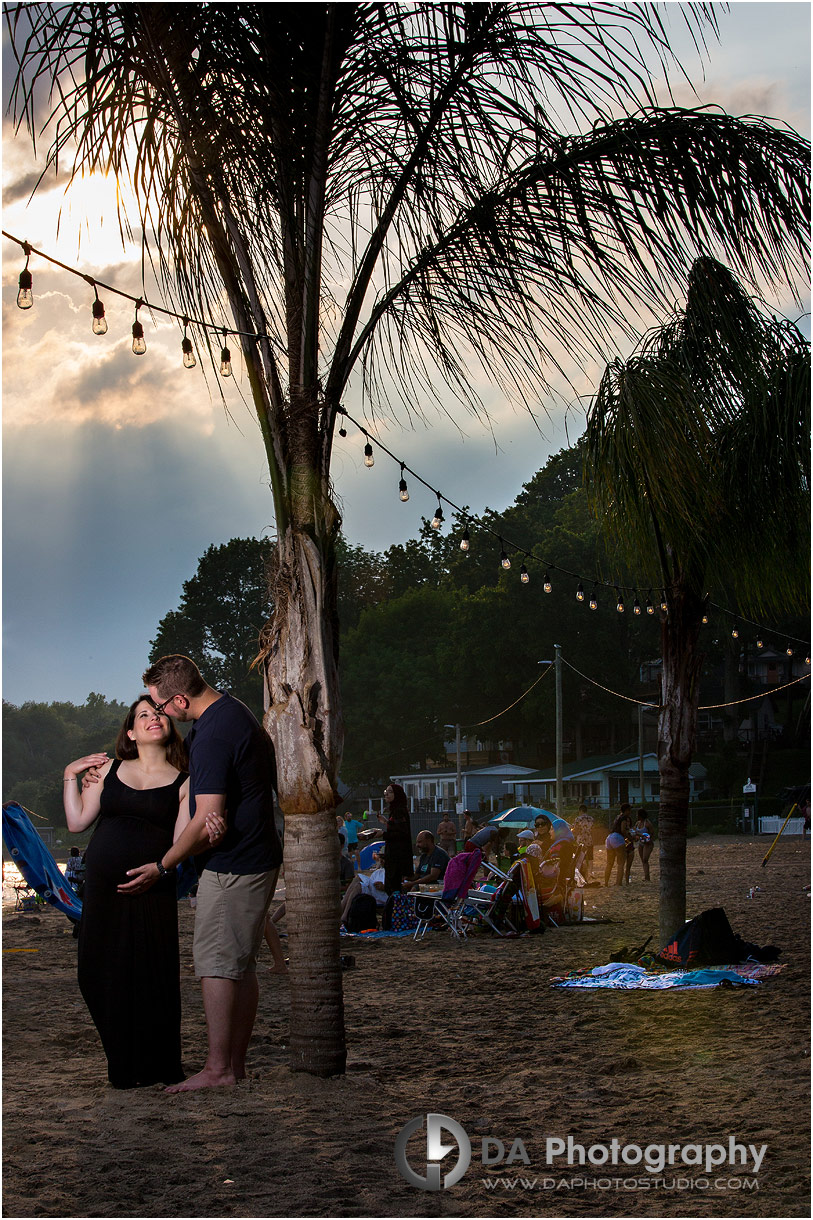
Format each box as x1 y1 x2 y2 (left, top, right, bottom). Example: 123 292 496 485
400 832 449 892
339 863 388 925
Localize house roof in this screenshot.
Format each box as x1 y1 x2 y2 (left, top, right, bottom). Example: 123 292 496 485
391 763 536 782
504 753 706 783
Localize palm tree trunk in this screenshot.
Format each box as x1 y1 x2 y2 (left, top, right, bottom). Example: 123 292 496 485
262 518 346 1076
657 586 704 944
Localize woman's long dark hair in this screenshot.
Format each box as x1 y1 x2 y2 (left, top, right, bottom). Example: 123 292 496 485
115 696 188 773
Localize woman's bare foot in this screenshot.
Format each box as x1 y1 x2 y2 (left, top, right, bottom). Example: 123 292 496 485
165 1067 235 1093
267 963 289 975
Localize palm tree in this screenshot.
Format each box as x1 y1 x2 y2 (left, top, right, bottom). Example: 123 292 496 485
585 256 810 942
7 4 809 1073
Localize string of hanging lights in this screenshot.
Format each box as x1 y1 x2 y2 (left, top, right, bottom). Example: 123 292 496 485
5 230 809 661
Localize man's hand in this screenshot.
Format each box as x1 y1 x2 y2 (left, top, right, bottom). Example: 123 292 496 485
118 862 160 895
81 765 104 791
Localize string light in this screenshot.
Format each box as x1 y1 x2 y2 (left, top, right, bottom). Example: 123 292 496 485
182 319 196 368
732 628 739 639
520 563 529 584
646 591 655 615
91 286 107 335
499 538 511 569
220 330 232 377
131 300 146 355
576 582 585 602
431 496 444 530
398 464 410 502
786 645 794 657
16 244 32 309
616 589 625 613
633 595 642 616
5 233 809 662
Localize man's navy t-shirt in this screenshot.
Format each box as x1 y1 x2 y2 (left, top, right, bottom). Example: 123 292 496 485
187 693 283 875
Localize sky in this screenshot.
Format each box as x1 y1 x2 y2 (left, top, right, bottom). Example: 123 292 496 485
2 2 810 707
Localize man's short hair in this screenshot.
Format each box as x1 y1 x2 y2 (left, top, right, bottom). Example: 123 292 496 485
419 831 435 844
142 654 207 699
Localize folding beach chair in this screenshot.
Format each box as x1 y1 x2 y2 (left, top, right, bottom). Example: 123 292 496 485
462 864 525 935
410 849 482 941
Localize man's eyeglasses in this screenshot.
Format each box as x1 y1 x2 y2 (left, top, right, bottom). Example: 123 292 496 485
151 693 181 716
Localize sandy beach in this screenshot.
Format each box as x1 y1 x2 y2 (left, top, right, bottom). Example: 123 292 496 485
2 834 810 1219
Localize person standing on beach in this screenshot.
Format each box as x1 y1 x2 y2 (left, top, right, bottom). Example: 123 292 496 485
119 654 283 1092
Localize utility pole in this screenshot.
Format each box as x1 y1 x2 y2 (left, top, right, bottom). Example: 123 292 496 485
555 644 563 815
445 723 463 823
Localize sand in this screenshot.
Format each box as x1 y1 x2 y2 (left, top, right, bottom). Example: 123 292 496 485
2 835 810 1219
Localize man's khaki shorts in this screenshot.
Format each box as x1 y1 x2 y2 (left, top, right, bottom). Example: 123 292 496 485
193 868 279 980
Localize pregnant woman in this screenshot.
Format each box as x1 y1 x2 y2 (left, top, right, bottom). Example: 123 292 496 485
63 696 216 1088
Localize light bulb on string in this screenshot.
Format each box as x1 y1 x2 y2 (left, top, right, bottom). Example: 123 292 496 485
646 591 655 615
220 330 232 377
786 645 794 657
660 591 668 613
431 496 444 530
756 638 764 649
131 300 146 355
543 571 552 593
616 589 625 613
398 464 410 502
499 539 510 570
520 563 529 584
181 320 196 368
459 526 470 553
363 432 374 467
633 595 642 616
16 245 33 309
731 628 739 639
805 655 810 666
575 582 585 603
589 586 598 611
91 287 108 335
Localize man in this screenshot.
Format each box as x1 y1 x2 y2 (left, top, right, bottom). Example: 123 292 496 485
342 813 363 861
120 654 283 1092
400 831 449 892
435 813 458 857
464 823 508 861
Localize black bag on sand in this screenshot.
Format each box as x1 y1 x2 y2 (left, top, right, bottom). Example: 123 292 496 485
655 907 780 966
345 893 378 933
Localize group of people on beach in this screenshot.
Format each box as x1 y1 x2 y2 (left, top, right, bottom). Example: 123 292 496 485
63 654 282 1093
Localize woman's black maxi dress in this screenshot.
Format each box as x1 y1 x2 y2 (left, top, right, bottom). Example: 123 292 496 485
383 810 414 895
78 760 185 1088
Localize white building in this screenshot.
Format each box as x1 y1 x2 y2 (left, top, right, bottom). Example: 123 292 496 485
503 752 707 811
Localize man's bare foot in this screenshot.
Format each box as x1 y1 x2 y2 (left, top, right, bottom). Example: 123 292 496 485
165 1067 235 1093
267 964 289 975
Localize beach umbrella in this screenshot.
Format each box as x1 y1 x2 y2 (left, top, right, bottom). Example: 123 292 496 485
2 801 83 922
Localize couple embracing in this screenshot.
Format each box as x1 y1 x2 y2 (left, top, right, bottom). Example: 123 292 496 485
63 654 283 1092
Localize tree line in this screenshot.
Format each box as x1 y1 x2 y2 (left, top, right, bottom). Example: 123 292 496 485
6 440 805 826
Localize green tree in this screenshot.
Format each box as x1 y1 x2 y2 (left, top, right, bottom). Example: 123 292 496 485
149 538 273 720
585 257 810 940
3 695 129 828
10 4 808 1074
